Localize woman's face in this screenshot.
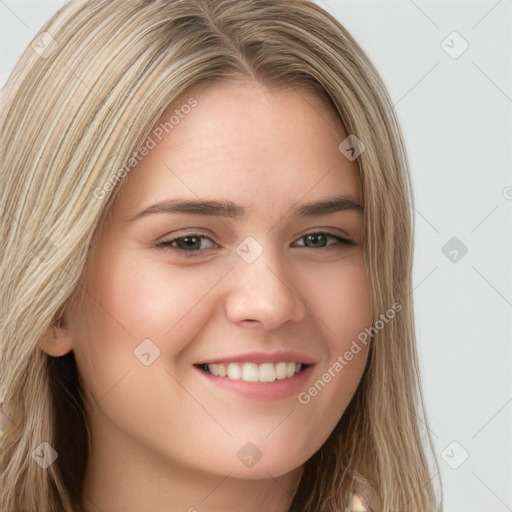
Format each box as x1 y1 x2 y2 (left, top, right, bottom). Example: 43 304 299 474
62 80 371 486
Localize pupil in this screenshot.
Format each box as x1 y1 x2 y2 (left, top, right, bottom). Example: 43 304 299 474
307 234 325 247
182 236 199 249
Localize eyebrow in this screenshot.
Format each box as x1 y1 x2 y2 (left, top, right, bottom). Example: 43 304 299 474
124 195 361 224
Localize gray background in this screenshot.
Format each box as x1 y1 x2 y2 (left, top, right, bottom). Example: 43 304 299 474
1 1 511 510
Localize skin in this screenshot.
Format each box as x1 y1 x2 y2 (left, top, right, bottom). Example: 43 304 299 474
41 79 372 512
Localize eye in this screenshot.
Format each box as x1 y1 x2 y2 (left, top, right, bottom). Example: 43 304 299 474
155 232 217 253
154 230 353 255
293 231 353 249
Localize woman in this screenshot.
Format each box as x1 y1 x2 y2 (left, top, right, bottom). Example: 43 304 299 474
0 1 442 511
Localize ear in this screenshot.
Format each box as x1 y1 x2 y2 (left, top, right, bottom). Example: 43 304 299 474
39 315 73 357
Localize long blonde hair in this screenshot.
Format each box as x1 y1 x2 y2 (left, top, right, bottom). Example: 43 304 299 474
0 1 442 511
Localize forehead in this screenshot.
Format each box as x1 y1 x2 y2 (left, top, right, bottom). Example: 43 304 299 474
110 80 360 220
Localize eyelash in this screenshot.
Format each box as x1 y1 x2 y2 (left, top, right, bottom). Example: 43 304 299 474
154 231 353 255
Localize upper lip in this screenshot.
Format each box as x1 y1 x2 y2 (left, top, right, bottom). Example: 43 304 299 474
194 350 319 366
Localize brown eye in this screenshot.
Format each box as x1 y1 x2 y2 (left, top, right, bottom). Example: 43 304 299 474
155 233 217 252
295 232 353 249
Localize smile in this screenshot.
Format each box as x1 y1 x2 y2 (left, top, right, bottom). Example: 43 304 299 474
198 362 306 382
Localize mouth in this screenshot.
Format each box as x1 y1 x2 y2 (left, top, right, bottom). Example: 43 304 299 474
192 352 316 400
195 361 309 383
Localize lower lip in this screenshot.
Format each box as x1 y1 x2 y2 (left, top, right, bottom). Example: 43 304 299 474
195 365 315 401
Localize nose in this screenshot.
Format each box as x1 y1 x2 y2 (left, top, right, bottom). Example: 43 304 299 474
224 244 307 330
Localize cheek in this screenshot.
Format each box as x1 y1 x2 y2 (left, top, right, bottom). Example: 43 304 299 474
69 253 230 399
292 255 371 440
84 248 228 342
298 253 371 343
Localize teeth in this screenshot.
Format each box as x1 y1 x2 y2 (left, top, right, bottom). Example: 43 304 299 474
241 363 259 382
275 362 287 379
204 362 304 382
258 362 275 382
227 363 242 380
